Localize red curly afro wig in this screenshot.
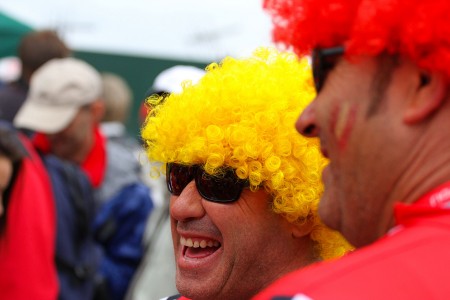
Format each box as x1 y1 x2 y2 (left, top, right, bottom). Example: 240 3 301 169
264 0 450 79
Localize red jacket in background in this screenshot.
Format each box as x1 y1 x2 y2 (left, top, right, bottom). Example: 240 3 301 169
0 134 58 300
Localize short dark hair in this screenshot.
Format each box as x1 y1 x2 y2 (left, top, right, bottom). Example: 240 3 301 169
18 30 71 74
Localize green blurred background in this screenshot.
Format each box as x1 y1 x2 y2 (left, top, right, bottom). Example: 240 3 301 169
0 11 207 139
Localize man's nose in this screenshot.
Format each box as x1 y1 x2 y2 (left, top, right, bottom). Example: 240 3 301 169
296 101 319 137
170 181 206 222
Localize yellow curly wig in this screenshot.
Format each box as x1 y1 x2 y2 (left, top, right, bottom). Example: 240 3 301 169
141 47 352 259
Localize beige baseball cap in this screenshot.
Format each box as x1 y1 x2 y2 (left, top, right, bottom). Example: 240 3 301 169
14 57 102 134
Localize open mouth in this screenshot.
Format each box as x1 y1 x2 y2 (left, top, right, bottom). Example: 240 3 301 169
180 236 221 259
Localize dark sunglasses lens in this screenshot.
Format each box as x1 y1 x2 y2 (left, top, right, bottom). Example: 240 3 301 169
312 50 323 92
312 47 344 93
167 164 196 195
196 168 245 203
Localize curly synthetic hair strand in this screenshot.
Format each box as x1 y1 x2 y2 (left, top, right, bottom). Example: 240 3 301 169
264 0 450 81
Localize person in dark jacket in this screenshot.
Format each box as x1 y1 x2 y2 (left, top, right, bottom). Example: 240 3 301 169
43 154 101 300
14 57 153 300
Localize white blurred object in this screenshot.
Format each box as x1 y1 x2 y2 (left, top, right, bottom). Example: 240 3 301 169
152 65 205 94
0 57 21 83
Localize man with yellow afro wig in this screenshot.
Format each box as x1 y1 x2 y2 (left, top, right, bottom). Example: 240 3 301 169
141 47 351 300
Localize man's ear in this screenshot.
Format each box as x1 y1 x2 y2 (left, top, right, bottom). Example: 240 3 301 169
403 71 447 124
91 99 105 123
291 218 314 239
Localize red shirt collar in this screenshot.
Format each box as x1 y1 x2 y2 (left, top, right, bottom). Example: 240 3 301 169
80 128 106 187
394 181 450 227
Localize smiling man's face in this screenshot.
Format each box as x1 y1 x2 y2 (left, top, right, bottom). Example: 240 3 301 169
170 180 315 300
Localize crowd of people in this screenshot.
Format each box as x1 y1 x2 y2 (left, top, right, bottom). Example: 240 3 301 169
1 0 450 299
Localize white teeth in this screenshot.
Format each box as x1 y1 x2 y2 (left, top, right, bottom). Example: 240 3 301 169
180 237 220 248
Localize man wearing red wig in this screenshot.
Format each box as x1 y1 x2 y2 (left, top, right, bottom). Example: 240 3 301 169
254 0 450 299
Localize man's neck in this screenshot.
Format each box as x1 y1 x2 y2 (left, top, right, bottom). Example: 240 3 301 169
389 120 450 206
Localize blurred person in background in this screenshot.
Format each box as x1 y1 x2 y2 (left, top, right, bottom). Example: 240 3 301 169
126 65 205 300
0 122 58 299
14 57 153 300
100 72 141 151
0 30 70 122
141 48 352 300
0 31 99 300
43 147 100 300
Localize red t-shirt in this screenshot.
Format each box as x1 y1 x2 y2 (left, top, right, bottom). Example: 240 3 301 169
254 182 450 300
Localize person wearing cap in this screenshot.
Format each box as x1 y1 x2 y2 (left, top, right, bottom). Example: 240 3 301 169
141 47 352 300
0 30 70 123
127 65 206 300
252 0 450 299
14 57 153 300
100 72 136 150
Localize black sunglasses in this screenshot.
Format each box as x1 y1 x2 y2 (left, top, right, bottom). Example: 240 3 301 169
166 163 249 203
312 46 345 93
